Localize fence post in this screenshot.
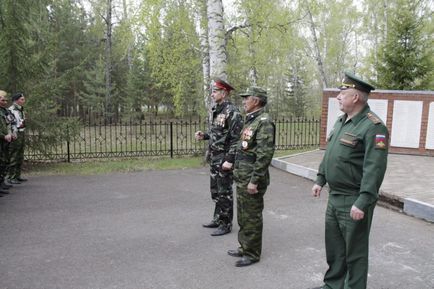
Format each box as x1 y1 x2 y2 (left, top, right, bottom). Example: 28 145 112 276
66 124 71 163
170 121 174 158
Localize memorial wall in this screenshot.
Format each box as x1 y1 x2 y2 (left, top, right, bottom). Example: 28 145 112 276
320 89 434 156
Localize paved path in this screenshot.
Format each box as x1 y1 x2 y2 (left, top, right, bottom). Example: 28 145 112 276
1 168 433 289
273 150 434 222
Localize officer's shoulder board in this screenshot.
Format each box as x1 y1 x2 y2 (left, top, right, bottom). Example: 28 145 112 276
367 112 381 125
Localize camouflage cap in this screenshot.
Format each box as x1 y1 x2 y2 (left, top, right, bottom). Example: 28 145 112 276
339 71 375 93
0 90 7 97
212 78 235 92
239 86 267 101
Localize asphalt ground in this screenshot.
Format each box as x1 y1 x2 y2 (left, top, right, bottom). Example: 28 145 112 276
0 167 433 289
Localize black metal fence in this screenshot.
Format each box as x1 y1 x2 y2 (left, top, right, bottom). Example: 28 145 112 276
24 118 320 162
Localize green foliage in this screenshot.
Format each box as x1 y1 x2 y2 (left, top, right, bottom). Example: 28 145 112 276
0 0 84 156
141 0 202 116
26 94 82 156
297 0 361 87
285 58 309 117
123 50 151 120
43 0 92 116
1 0 433 134
376 0 433 89
81 56 109 114
0 0 32 92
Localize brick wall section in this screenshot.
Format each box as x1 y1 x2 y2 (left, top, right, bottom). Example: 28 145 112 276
320 89 434 156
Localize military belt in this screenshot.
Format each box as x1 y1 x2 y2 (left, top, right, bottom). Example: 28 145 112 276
210 150 225 157
236 153 256 163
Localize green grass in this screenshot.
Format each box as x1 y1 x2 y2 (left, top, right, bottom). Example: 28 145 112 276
25 156 205 176
24 147 319 176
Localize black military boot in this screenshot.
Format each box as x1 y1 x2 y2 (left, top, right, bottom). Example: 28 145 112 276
235 256 258 267
227 248 243 257
210 223 231 236
0 189 9 195
202 220 219 228
8 179 21 185
16 177 27 182
1 182 12 189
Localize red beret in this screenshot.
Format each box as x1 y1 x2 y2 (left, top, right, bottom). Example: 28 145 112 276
213 78 234 92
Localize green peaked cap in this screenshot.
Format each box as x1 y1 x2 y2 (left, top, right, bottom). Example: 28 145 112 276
339 71 375 93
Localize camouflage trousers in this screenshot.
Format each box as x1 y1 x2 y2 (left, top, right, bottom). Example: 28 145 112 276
8 131 25 180
236 184 266 261
209 156 234 226
0 142 9 183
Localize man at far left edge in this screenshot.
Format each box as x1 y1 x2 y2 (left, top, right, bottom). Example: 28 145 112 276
0 90 15 193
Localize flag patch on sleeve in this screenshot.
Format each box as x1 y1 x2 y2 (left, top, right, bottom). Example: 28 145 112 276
375 134 387 149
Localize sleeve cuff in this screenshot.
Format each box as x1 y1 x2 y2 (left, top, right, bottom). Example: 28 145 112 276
315 175 326 187
249 176 259 185
353 193 377 211
224 154 235 163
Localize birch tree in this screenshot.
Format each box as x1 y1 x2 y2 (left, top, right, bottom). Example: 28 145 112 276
299 0 359 88
104 0 113 118
207 0 228 80
302 0 328 88
196 0 211 110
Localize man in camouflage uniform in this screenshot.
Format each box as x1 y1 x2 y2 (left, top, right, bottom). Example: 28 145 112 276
8 92 27 184
0 90 15 194
227 86 275 267
195 79 243 236
310 72 389 289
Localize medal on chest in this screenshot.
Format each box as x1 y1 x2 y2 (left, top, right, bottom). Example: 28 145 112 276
214 113 226 127
241 127 253 150
241 141 248 150
242 127 253 140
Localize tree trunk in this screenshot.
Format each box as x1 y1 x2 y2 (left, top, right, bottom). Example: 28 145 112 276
199 0 211 111
207 0 228 81
247 25 258 85
305 2 328 89
105 0 113 120
122 0 133 71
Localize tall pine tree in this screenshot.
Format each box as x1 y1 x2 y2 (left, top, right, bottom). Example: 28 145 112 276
376 0 433 90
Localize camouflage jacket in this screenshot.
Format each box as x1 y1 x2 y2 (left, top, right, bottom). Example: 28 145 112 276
9 103 25 133
203 100 243 163
234 108 275 186
0 107 14 140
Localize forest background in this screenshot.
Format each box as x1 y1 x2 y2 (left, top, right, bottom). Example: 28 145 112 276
0 0 433 154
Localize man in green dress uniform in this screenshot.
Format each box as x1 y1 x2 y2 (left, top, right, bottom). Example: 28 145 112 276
311 72 389 289
227 86 275 267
